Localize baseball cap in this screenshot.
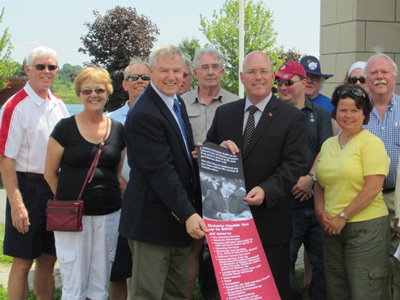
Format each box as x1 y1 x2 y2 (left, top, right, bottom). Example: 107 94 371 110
300 55 333 79
275 61 307 80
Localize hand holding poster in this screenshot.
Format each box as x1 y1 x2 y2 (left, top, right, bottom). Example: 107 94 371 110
198 143 280 300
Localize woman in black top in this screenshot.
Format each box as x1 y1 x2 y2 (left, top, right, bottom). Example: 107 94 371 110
44 67 125 300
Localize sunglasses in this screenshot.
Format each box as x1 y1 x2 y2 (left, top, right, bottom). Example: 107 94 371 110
81 88 106 95
348 76 366 84
306 74 321 82
127 74 150 81
276 79 302 87
34 64 58 71
338 86 365 98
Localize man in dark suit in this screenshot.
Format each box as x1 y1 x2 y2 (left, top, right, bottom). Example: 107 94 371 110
205 51 308 299
119 45 207 300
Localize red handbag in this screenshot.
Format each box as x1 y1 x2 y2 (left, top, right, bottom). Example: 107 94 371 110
46 118 109 232
46 200 84 232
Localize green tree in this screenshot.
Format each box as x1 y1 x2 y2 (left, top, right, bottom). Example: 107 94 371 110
178 37 201 61
0 8 17 90
79 6 159 111
200 0 285 95
11 59 26 77
178 36 201 89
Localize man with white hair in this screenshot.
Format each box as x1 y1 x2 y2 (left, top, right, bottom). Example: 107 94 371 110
0 46 69 299
364 52 400 300
177 55 193 96
119 45 207 299
181 48 239 300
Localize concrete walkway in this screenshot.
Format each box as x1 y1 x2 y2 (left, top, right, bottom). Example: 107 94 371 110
0 189 62 289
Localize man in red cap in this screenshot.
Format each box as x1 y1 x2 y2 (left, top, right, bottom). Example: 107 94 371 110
276 61 332 300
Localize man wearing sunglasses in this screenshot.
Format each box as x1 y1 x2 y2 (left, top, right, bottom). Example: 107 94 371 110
0 46 69 299
363 53 400 300
107 57 150 300
276 61 331 300
181 48 239 300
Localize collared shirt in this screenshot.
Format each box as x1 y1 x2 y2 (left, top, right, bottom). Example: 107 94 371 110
301 99 332 171
181 87 239 143
107 101 130 182
150 82 191 158
292 99 332 208
363 94 400 189
0 82 69 174
242 93 272 133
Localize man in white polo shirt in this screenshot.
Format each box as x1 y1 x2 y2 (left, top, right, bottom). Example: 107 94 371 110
0 46 69 299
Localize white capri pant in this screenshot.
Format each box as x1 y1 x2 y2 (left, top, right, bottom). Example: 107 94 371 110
54 210 120 300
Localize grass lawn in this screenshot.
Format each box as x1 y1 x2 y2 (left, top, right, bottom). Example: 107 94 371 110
0 222 306 299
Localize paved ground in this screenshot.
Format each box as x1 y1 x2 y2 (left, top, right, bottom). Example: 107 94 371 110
0 189 305 291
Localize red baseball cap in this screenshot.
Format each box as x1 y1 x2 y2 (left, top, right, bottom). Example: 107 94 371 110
275 61 307 80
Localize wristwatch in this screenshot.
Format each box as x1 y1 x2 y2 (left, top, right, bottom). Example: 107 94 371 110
308 173 316 182
339 211 349 221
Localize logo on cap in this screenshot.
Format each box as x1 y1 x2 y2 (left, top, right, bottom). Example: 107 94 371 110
308 62 318 71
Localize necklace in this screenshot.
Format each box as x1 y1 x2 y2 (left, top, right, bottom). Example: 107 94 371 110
339 128 364 149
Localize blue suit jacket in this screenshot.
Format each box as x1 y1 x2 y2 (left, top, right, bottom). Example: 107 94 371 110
119 84 199 247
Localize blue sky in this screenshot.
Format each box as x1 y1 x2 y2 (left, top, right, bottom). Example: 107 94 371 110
2 0 320 66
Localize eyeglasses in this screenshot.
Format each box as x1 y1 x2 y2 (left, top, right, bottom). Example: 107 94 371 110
348 76 366 84
127 74 150 81
306 74 321 82
183 72 192 78
81 88 106 95
198 64 221 71
33 64 58 71
276 79 302 87
337 86 365 98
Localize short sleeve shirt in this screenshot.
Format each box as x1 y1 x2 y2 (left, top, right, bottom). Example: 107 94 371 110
0 82 69 173
181 87 240 143
107 101 130 182
51 116 125 215
316 130 390 222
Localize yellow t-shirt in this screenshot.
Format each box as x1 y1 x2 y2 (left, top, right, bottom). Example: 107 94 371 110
316 130 390 222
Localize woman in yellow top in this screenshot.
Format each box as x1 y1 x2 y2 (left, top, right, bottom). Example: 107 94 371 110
314 84 390 299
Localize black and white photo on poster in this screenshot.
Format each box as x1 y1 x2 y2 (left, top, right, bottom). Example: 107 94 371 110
198 143 252 221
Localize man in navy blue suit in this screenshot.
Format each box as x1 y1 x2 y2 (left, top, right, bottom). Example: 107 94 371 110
119 45 207 300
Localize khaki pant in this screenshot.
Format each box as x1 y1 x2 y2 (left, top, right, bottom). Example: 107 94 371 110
128 240 190 300
381 191 400 300
323 216 390 300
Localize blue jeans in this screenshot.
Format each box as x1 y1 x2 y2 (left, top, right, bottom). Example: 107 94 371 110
289 205 326 300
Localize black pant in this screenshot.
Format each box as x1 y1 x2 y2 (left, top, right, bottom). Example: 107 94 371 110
198 243 220 298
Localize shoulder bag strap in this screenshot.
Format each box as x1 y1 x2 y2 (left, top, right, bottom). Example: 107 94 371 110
77 117 110 200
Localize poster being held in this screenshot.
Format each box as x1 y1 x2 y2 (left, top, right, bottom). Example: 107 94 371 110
198 143 280 300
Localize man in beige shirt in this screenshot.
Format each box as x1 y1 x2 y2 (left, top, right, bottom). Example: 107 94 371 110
181 48 239 300
181 48 239 145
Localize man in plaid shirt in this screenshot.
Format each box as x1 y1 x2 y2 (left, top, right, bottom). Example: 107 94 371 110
364 52 400 300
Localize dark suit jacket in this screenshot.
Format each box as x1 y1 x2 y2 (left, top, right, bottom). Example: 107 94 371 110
119 84 199 247
206 95 308 245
